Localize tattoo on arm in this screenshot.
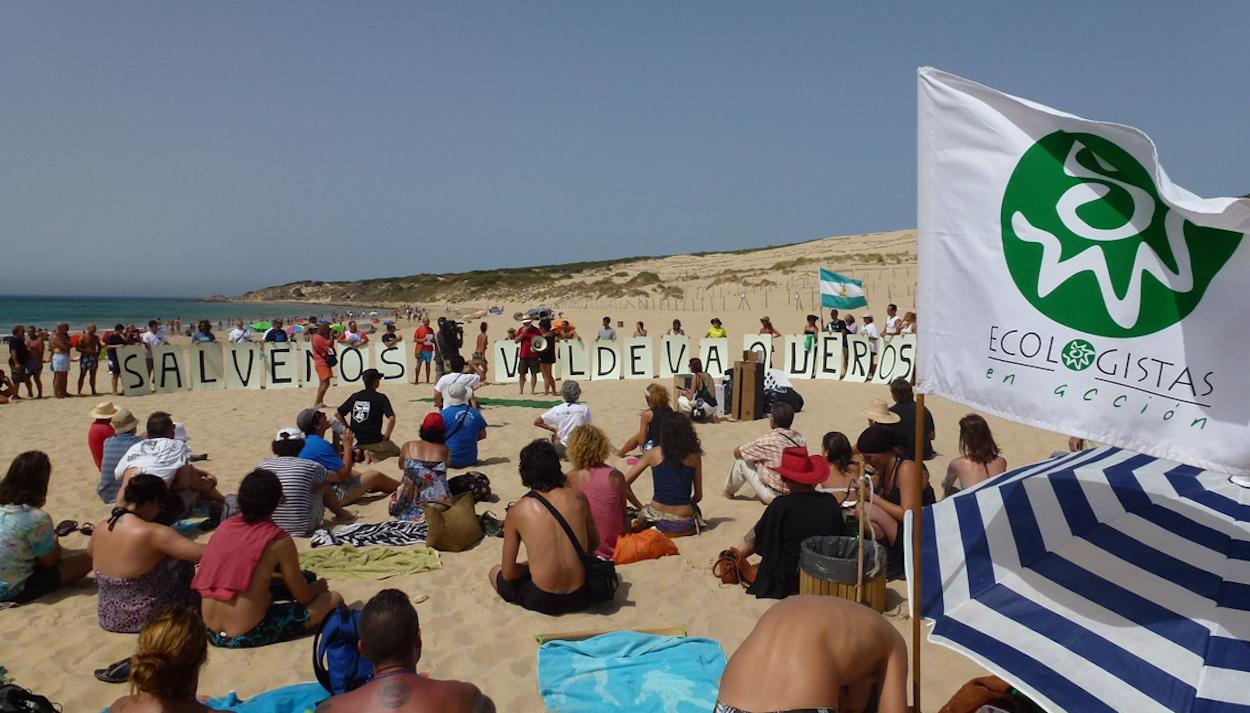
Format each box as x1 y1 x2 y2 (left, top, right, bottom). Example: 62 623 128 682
379 679 412 709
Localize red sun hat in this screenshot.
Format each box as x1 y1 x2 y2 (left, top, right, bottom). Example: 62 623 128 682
776 446 830 485
421 412 445 432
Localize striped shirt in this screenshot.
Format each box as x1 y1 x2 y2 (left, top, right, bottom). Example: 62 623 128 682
255 457 328 537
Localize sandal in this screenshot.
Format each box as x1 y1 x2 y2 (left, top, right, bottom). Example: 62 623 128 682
53 520 78 538
93 658 131 684
713 549 741 585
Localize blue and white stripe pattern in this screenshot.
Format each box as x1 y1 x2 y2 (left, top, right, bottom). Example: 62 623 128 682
909 446 1250 713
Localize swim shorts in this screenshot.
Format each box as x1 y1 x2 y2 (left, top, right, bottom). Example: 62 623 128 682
518 357 540 376
9 566 62 604
331 475 364 502
417 351 433 363
208 601 310 648
26 358 43 375
471 352 487 367
80 354 98 371
51 353 70 373
494 572 589 616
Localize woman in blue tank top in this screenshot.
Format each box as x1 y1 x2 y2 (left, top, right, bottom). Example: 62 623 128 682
624 414 703 535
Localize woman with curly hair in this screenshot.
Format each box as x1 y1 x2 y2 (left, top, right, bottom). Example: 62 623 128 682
0 451 92 603
565 425 641 559
616 383 674 457
624 413 704 536
942 414 1006 497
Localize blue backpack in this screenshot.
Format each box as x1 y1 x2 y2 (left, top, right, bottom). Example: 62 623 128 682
313 604 374 695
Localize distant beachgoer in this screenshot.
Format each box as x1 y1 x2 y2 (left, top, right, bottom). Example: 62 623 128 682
433 354 481 409
595 316 617 342
885 303 901 335
802 314 819 354
141 320 166 375
0 369 13 404
472 322 489 381
433 319 461 378
413 317 435 385
942 414 1007 497
194 469 343 648
514 319 542 395
705 318 726 339
228 319 251 344
489 440 597 615
106 606 227 713
534 380 592 457
297 407 399 510
667 319 686 337
844 314 858 334
24 326 45 399
342 320 368 346
722 446 844 599
616 383 673 457
90 475 202 633
537 318 557 395
88 401 118 470
0 451 93 603
78 323 102 396
716 596 907 713
311 323 334 407
392 413 452 521
565 425 636 560
900 310 917 334
262 318 288 343
7 326 31 399
725 403 805 504
633 321 647 338
854 425 934 552
104 323 127 395
317 589 495 713
191 320 215 344
758 316 781 338
624 413 703 535
380 321 401 348
441 383 488 468
887 378 935 461
824 308 846 334
861 315 880 364
48 323 72 398
676 357 719 424
337 369 400 463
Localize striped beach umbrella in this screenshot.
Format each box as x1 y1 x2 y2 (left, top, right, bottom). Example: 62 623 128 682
910 446 1250 713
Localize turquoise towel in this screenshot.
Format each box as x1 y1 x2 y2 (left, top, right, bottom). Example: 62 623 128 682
537 632 726 713
103 682 328 713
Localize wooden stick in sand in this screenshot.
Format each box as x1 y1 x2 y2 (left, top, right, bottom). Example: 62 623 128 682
911 393 927 711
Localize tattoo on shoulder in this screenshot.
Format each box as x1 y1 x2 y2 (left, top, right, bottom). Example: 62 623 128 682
379 679 412 710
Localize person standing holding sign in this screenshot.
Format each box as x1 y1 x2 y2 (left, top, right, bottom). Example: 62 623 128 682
262 319 288 343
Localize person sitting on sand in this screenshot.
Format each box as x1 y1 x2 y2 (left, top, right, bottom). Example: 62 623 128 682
667 319 685 336
392 413 452 521
107 606 227 713
719 447 844 599
676 357 719 423
724 403 805 504
716 595 907 713
88 401 118 470
565 425 639 559
98 409 143 504
0 451 93 603
705 318 726 339
115 412 225 521
0 368 13 404
90 474 203 633
489 440 598 615
817 431 860 498
854 425 934 557
942 414 1007 497
534 380 592 458
615 383 674 457
624 413 704 536
337 368 400 462
296 408 399 509
887 378 935 461
193 469 343 648
441 383 488 468
318 589 496 713
259 428 356 536
434 354 481 409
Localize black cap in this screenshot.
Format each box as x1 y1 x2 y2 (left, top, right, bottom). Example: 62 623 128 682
362 368 382 382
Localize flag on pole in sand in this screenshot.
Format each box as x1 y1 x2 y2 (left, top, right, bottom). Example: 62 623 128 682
818 269 867 310
917 67 1250 475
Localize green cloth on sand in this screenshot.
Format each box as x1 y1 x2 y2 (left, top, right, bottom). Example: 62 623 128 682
299 545 441 580
411 396 562 408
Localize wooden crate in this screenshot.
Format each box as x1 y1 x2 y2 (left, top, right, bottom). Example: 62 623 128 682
798 568 887 612
731 351 765 421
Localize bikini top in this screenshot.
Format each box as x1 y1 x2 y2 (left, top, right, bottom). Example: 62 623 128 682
106 507 134 531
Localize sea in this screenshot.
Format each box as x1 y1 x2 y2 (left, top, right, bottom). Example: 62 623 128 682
0 296 392 333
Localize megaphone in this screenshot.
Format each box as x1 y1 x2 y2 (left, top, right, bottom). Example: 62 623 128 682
531 335 548 353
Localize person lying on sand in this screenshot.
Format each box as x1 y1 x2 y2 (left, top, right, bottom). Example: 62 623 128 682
489 440 598 616
716 595 907 713
317 589 495 713
193 469 343 648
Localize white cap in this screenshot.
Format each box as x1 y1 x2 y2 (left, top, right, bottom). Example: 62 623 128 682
275 427 305 441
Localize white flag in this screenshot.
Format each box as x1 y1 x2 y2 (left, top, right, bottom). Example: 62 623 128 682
917 67 1250 475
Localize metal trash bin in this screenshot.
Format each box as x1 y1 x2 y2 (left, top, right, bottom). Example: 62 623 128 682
798 535 888 611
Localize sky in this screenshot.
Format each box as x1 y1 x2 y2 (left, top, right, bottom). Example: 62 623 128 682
2 2 1248 297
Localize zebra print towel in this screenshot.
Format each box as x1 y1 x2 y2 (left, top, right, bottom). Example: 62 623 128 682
310 521 428 548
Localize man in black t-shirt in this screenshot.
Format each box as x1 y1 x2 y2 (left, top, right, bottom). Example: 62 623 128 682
7 326 32 399
103 323 128 396
337 368 400 463
887 378 935 461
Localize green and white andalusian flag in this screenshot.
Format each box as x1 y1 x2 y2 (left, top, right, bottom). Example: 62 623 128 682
917 67 1250 474
819 268 867 309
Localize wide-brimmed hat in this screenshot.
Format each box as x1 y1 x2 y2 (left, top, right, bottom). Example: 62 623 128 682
89 401 118 420
111 409 139 433
859 399 901 424
776 446 830 485
445 382 471 407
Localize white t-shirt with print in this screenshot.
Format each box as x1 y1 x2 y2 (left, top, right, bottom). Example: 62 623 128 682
540 402 592 446
435 372 481 395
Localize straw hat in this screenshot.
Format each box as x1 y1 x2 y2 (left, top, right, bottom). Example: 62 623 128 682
859 399 901 424
89 401 118 420
111 409 139 433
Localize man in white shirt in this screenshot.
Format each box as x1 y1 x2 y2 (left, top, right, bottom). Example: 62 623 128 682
861 316 880 354
228 319 252 343
433 354 481 408
114 411 225 521
533 380 591 457
884 304 901 336
596 316 617 342
141 320 166 375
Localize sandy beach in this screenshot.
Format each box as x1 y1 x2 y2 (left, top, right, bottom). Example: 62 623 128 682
0 290 1074 712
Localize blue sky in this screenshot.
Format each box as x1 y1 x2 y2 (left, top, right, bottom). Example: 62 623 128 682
3 2 1247 297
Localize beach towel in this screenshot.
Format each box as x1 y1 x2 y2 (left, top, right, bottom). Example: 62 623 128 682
299 545 440 580
309 521 427 548
98 682 328 713
412 396 561 408
537 632 726 713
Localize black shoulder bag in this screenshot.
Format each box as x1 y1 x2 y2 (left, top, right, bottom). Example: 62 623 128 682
525 491 618 603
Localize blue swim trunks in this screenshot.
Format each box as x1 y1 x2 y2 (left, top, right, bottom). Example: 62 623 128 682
208 601 309 648
418 351 433 363
51 353 70 373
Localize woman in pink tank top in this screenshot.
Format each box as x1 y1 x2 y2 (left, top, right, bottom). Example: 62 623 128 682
564 425 641 559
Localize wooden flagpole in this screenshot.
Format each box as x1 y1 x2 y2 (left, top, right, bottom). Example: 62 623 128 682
911 393 926 711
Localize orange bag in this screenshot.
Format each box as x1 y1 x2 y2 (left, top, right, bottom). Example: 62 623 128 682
611 529 679 565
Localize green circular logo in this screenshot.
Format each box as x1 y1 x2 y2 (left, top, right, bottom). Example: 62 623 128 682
1061 339 1097 371
1001 131 1242 338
